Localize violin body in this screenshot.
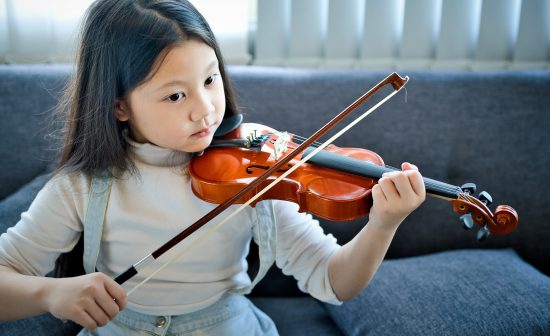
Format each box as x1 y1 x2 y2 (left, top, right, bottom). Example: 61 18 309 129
190 122 518 239
190 123 385 221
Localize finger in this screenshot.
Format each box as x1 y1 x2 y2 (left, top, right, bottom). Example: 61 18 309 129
104 278 127 310
392 171 417 200
405 170 426 199
85 302 111 328
75 310 99 330
401 162 418 171
378 173 400 201
371 184 387 204
95 286 121 320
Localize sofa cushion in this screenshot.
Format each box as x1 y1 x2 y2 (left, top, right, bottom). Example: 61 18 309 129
251 297 343 335
323 249 550 335
0 173 49 234
0 314 81 336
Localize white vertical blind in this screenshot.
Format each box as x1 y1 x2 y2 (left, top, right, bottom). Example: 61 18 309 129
254 0 550 70
1 0 549 70
399 0 442 69
475 0 521 69
255 0 290 66
48 1 91 62
0 0 9 62
359 0 404 69
435 0 482 69
0 0 251 64
287 0 328 67
513 0 550 68
1 0 92 63
324 0 363 68
193 0 250 64
5 0 55 63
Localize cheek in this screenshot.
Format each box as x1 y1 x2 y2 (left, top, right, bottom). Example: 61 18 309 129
216 87 227 117
217 99 226 118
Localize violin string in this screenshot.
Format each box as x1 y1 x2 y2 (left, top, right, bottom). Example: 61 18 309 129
290 139 462 197
290 134 324 147
126 85 406 296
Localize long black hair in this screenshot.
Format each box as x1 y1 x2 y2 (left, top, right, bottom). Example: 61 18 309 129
54 0 240 277
56 0 239 178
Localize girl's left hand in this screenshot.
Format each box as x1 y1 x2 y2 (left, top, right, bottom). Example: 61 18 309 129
368 162 426 232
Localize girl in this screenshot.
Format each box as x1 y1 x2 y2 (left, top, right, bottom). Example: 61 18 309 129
0 0 425 334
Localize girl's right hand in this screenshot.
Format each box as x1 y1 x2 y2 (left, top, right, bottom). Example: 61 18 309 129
43 272 127 330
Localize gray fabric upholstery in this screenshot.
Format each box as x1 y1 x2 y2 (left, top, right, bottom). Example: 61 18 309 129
251 297 343 335
0 173 48 234
0 314 81 336
0 65 69 200
1 64 549 335
324 249 550 335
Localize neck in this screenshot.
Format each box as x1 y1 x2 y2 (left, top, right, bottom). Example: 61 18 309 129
303 147 462 200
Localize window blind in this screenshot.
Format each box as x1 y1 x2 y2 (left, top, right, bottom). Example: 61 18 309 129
1 0 548 70
255 0 550 70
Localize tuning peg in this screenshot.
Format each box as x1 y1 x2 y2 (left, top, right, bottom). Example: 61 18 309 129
477 225 491 242
460 183 476 195
460 213 474 230
478 191 493 206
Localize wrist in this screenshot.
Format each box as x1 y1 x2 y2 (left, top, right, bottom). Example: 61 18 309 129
34 276 56 314
367 216 401 235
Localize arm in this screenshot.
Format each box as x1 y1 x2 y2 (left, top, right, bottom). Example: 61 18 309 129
0 175 126 329
328 162 426 301
0 265 127 329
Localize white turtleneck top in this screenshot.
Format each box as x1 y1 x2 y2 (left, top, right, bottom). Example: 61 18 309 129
0 138 342 315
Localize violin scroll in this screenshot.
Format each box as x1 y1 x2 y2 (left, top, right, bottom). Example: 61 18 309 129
451 184 518 241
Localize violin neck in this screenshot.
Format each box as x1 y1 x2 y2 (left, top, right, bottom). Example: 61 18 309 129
303 147 462 200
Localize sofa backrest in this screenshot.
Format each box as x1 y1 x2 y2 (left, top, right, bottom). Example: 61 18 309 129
0 64 71 199
227 66 550 279
1 65 549 286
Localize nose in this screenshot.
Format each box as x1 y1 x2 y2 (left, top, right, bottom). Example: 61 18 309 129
189 89 215 123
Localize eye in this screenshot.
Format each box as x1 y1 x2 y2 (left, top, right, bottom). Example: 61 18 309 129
166 92 185 102
205 74 218 86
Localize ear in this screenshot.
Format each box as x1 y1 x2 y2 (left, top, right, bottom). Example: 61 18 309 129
114 99 130 122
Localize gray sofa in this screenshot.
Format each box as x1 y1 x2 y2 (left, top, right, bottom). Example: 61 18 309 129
1 64 549 335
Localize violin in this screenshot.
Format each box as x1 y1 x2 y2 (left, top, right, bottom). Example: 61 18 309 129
189 122 518 242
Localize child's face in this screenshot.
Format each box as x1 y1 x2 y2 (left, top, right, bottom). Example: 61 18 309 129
115 39 226 153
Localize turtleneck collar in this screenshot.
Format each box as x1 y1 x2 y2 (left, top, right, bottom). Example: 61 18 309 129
124 131 191 167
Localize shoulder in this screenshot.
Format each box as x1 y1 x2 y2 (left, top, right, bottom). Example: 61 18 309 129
45 170 93 199
35 171 96 220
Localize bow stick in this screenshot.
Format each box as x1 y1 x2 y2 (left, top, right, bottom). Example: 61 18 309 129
114 72 409 295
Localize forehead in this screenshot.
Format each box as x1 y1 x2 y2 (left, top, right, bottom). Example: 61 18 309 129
144 39 218 87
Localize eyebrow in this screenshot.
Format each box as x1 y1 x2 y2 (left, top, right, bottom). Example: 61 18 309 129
156 59 219 91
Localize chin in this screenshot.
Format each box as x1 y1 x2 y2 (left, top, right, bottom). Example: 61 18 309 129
183 137 213 153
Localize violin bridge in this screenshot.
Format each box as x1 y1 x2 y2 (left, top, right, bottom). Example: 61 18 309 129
273 132 290 160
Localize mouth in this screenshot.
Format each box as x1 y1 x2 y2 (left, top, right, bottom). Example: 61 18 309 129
191 127 212 138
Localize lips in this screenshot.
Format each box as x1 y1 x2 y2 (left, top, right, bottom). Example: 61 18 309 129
192 127 211 137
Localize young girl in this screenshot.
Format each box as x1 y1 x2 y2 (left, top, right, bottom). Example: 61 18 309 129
0 0 425 334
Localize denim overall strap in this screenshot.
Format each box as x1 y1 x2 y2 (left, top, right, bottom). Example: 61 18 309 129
82 172 112 274
230 200 277 295
82 173 276 293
